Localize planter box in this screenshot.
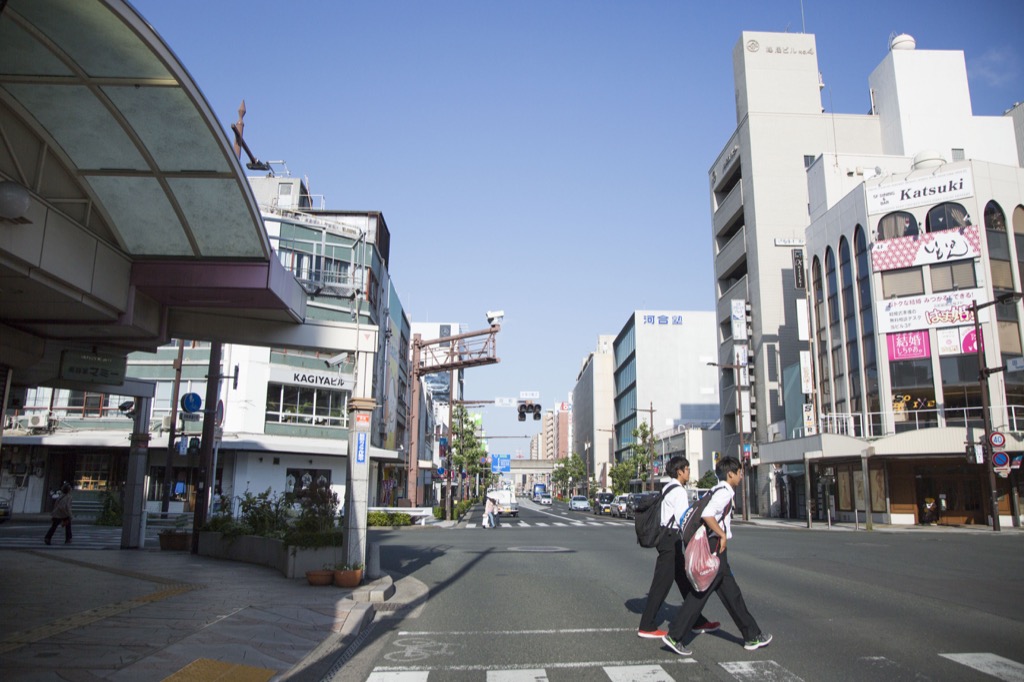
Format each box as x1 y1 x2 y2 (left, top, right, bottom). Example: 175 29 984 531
197 532 343 579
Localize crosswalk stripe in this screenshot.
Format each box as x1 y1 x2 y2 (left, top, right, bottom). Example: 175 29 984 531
604 664 673 681
486 669 548 681
535 522 548 527
720 661 805 681
940 653 1024 681
367 671 429 681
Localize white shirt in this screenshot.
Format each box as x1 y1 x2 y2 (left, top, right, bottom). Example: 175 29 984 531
702 481 735 539
658 477 688 527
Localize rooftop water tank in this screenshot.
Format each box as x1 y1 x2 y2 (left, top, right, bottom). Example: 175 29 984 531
912 150 946 170
890 33 916 51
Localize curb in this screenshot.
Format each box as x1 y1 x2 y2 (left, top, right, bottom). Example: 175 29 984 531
351 574 395 603
277 601 375 682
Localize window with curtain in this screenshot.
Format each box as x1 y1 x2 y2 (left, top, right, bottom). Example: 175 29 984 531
926 202 971 232
882 268 925 298
876 211 919 241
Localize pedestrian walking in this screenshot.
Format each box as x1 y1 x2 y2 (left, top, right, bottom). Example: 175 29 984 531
638 456 719 639
45 482 74 545
484 496 498 529
662 456 772 656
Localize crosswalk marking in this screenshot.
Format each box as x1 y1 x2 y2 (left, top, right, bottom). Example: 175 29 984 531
486 669 548 681
720 661 805 681
941 653 1024 681
367 672 429 681
366 654 1024 681
604 664 674 681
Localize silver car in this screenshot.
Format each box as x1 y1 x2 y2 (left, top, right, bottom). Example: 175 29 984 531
569 495 590 512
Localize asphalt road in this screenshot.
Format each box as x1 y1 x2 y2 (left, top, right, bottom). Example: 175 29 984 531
338 498 1024 682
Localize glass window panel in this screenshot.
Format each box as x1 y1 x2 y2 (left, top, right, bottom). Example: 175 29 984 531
991 260 1015 290
984 200 1007 231
926 202 971 232
998 320 1022 354
877 211 919 241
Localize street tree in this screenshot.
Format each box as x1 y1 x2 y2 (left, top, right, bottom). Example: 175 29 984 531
450 405 488 501
628 421 657 491
609 456 636 495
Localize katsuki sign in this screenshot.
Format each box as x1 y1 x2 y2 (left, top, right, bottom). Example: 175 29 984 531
866 169 973 214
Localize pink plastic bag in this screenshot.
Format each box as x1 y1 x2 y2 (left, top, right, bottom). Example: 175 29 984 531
684 525 720 592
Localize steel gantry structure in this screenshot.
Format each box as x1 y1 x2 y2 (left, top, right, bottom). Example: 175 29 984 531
407 324 501 507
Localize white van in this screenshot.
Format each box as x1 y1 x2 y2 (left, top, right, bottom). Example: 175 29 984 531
488 489 519 517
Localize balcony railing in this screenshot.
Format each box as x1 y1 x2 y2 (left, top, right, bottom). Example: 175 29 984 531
803 405 1024 440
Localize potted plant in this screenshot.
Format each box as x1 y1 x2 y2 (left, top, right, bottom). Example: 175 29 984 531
305 566 335 586
158 514 192 551
333 562 364 588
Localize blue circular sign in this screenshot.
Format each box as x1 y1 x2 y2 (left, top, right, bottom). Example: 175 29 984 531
181 392 202 413
437 467 445 476
992 451 1010 468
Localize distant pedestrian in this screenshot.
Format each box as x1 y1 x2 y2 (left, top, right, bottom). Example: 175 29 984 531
637 456 719 639
45 483 73 545
662 456 772 656
484 496 498 529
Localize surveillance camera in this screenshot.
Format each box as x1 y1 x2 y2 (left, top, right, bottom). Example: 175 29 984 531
486 310 505 325
324 352 350 368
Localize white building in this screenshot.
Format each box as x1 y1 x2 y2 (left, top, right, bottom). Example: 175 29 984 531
712 30 1024 525
611 311 719 472
572 335 616 490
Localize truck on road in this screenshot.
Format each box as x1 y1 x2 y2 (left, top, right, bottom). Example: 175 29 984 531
489 489 519 517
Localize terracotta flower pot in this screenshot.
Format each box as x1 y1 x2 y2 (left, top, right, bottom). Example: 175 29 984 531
334 569 363 588
305 570 334 586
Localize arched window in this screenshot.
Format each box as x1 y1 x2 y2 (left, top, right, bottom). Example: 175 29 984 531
855 227 879 432
926 202 970 232
812 257 831 412
876 211 918 241
984 200 1007 231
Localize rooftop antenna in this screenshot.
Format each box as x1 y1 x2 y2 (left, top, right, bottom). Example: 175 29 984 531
800 0 806 33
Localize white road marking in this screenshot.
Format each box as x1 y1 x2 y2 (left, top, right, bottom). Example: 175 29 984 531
940 653 1024 681
534 522 549 527
372 659 696 673
398 627 636 636
720 660 805 681
487 669 548 681
604 664 674 681
367 672 429 681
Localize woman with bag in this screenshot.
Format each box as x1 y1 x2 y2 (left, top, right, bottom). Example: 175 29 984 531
44 483 74 545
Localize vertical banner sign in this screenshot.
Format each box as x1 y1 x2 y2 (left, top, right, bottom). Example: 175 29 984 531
731 300 748 341
356 432 367 464
792 249 806 290
799 350 814 394
803 403 817 436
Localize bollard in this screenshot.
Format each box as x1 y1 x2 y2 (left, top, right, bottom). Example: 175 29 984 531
366 542 380 580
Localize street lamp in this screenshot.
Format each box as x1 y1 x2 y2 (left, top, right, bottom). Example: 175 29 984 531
709 361 749 521
583 440 591 495
971 290 1022 532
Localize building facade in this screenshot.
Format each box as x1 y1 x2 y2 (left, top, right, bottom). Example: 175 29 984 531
714 30 1024 525
571 335 616 490
2 173 412 516
611 311 719 464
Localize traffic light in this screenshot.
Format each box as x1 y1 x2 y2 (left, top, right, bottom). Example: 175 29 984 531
518 402 542 421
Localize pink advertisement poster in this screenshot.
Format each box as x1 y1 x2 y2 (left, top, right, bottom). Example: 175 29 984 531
887 331 931 361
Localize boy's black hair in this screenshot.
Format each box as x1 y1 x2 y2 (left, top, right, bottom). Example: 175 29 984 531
716 456 742 480
666 455 690 478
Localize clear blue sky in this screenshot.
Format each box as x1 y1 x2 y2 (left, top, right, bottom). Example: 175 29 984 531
131 0 1024 452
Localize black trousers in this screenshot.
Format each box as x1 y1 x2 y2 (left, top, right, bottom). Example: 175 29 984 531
639 531 709 631
45 517 72 543
667 548 760 642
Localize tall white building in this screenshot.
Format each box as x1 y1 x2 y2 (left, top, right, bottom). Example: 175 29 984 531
611 311 719 470
572 336 616 490
712 30 1024 525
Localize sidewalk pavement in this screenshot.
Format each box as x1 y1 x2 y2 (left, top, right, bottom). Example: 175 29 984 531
0 543 425 682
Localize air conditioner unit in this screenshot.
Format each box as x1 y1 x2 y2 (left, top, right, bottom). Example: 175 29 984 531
161 415 175 430
27 414 48 429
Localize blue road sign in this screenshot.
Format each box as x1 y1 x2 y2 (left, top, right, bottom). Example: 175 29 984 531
356 432 367 464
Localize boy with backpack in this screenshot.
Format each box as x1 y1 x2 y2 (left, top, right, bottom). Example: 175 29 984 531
637 456 719 639
661 456 773 656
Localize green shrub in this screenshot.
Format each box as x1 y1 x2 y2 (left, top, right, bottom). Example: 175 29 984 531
94 491 122 526
284 528 344 549
367 511 412 526
237 488 289 536
290 481 339 534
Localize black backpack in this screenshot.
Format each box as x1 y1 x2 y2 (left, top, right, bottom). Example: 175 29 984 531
634 481 679 547
679 484 731 546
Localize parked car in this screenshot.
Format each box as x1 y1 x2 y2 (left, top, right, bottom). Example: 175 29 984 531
612 494 629 518
593 491 615 515
569 495 590 512
625 492 656 520
539 493 552 505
